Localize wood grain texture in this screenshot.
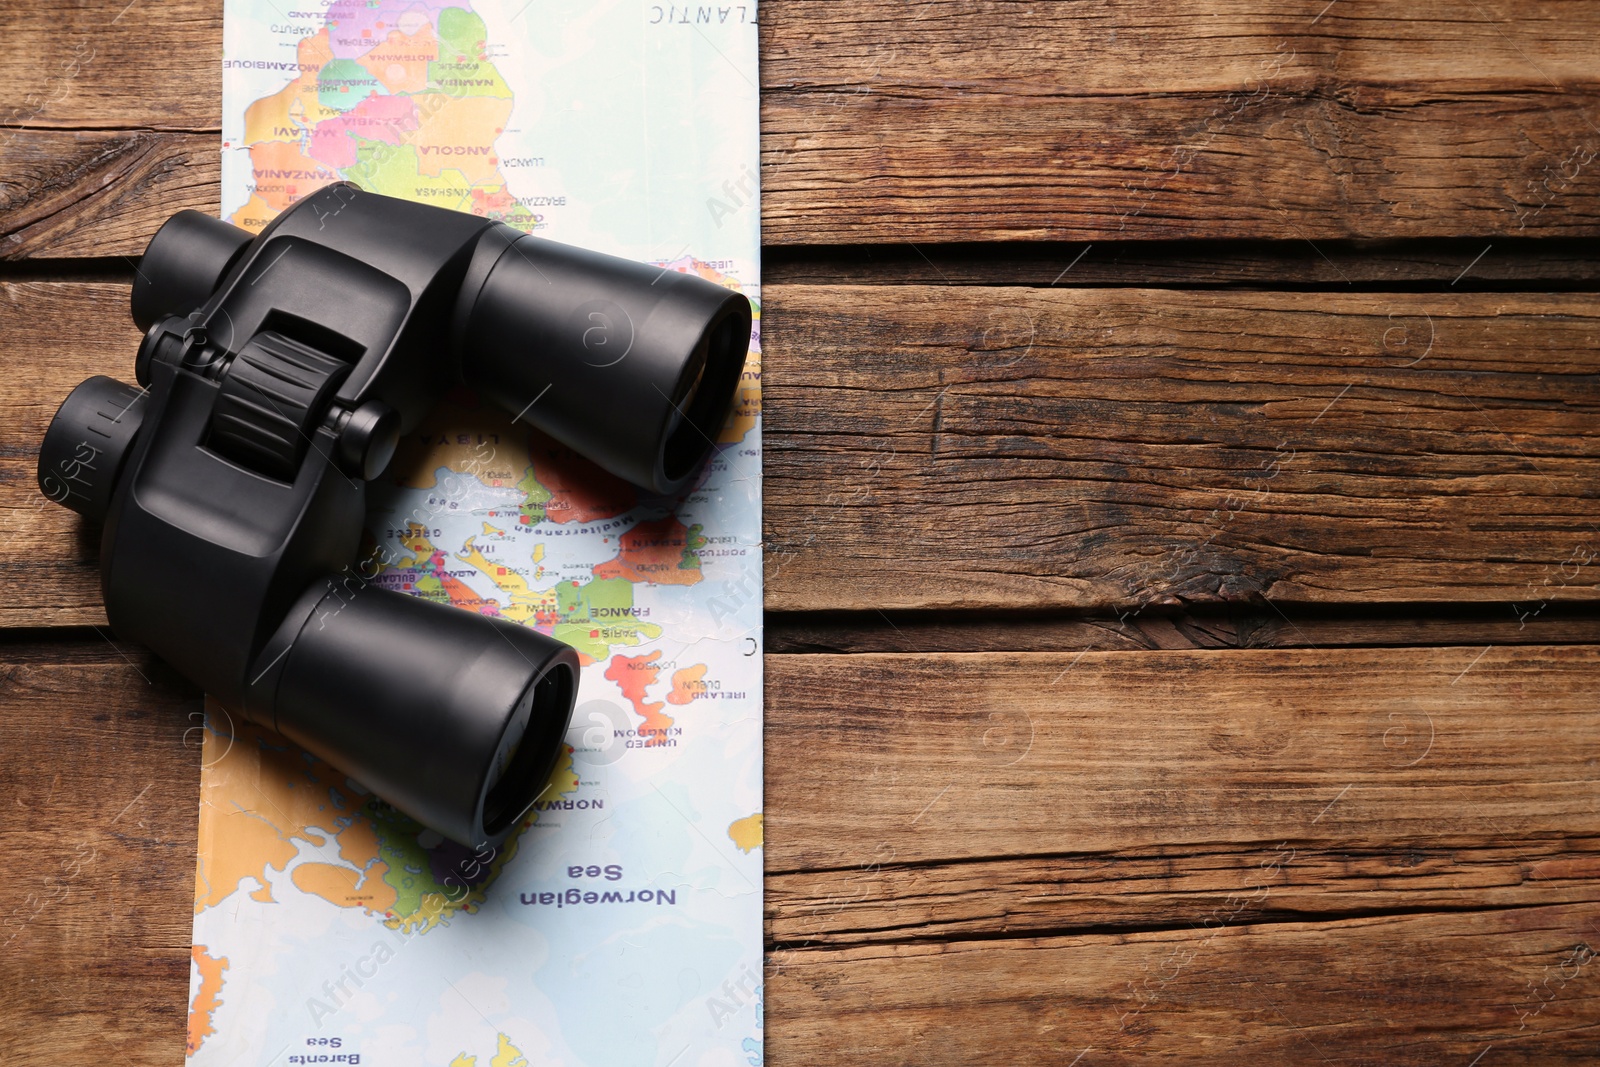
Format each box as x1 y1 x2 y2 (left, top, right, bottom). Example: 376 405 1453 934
761 0 1600 242
5 650 1596 1063
767 903 1600 1065
2 0 220 130
0 283 140 627
3 2 1600 256
761 285 1600 611
0 0 220 258
765 647 1600 869
762 646 1600 1064
0 131 218 261
769 839 1600 946
3 282 1597 623
0 657 199 1063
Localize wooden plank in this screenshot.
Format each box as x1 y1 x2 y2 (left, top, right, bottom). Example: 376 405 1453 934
5 282 1598 623
0 283 141 628
765 647 1600 869
2 0 219 130
0 656 199 1063
3 648 1596 1060
762 82 1600 246
760 285 1600 612
767 904 1600 1064
4 2 1600 255
11 1 1599 128
760 0 1600 242
0 131 219 261
0 0 219 256
769 839 1600 946
764 646 1600 1061
766 643 1600 946
0 652 1593 1062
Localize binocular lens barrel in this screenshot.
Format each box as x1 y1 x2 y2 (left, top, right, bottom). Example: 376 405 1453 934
458 234 752 495
131 210 254 331
270 583 580 847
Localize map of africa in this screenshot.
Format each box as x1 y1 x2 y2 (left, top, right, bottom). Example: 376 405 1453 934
193 3 763 1064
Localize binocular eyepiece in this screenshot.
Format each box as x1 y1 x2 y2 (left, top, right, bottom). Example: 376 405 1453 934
38 184 751 847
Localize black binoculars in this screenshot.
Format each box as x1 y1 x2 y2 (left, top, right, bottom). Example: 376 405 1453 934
38 184 751 848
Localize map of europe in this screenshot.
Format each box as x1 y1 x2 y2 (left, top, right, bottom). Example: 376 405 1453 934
194 2 763 1064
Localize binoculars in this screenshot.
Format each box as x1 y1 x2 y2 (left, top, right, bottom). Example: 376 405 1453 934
38 184 751 848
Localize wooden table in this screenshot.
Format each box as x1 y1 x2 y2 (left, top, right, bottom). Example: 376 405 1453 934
3 2 1599 1062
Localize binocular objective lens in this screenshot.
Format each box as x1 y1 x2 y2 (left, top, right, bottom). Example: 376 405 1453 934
482 664 576 838
661 311 748 484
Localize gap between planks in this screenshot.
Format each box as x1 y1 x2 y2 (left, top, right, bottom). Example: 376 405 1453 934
6 238 1600 288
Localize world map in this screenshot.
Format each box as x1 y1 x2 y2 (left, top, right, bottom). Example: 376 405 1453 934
193 2 763 1064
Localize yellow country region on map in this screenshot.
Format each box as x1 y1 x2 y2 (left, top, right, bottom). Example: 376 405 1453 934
491 1033 532 1067
728 813 764 854
357 25 439 94
457 534 558 626
291 859 399 915
388 400 528 492
449 1031 531 1067
280 802 397 917
194 711 372 911
240 139 342 216
228 192 280 233
241 29 336 144
193 712 393 914
387 526 503 616
409 93 513 184
545 744 580 800
396 522 440 564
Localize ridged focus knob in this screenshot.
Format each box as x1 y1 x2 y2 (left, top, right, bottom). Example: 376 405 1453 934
38 376 150 521
209 332 348 481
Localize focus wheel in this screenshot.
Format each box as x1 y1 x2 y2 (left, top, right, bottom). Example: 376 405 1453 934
38 376 149 521
210 332 348 481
